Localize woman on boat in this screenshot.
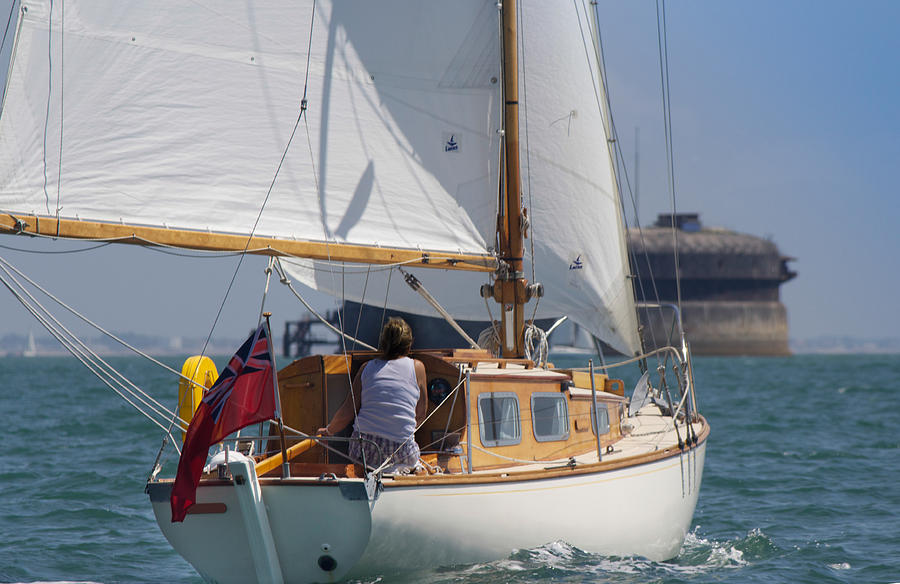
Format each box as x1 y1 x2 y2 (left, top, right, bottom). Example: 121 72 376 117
317 317 427 472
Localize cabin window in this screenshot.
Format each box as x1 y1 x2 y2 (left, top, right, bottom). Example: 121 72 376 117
477 392 521 447
590 402 610 435
531 393 569 442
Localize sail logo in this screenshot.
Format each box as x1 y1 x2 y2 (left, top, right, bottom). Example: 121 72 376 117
569 255 584 270
443 133 460 153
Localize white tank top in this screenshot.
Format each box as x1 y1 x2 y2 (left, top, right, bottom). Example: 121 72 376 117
354 357 420 442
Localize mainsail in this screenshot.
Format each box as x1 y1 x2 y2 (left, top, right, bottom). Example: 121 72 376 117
0 1 501 256
0 0 638 355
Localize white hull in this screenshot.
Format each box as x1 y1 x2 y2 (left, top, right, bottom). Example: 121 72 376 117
150 479 374 584
357 441 706 573
149 441 705 583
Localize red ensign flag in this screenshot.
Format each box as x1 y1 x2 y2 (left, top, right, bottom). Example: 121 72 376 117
170 324 276 522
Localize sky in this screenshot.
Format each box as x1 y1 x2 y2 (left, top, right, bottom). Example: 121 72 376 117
594 0 900 341
2 1 899 346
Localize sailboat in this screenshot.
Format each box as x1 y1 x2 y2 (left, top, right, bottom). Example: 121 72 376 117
23 330 37 357
0 1 707 583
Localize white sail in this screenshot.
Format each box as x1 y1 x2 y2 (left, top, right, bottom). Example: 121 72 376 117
281 3 640 355
0 0 501 255
516 1 639 355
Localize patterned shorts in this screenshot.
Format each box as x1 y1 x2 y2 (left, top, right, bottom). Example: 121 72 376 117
349 430 420 473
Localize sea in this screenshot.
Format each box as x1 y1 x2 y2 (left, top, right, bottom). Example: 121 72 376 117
1 353 898 584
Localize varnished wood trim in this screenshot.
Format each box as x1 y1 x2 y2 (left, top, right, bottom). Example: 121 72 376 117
175 420 706 490
386 416 710 487
0 214 496 272
448 357 536 369
322 355 352 375
255 438 316 477
470 373 565 382
569 393 627 403
211 423 706 489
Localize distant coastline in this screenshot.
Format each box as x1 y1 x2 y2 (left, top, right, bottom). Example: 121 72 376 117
3 332 899 357
0 332 247 358
789 336 900 355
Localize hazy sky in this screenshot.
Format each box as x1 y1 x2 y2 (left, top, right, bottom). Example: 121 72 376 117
2 1 898 344
595 1 900 341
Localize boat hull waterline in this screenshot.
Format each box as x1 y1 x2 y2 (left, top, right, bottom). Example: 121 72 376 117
149 439 706 583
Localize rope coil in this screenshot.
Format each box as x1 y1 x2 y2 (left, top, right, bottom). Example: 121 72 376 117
475 322 548 367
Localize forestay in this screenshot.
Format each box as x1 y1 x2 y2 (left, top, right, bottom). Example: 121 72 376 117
0 0 501 256
281 3 640 356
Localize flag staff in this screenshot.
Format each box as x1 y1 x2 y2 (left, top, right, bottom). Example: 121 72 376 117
263 312 290 478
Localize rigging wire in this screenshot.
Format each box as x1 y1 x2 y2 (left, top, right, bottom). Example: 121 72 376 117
0 0 15 66
579 0 667 356
589 0 668 354
516 0 543 326
55 0 63 233
574 1 606 122
0 258 187 436
0 254 204 454
0 0 18 107
0 240 113 254
0 254 199 386
201 0 319 358
371 374 467 474
399 267 480 349
287 11 367 455
198 104 305 356
518 0 537 287
273 259 375 351
41 0 53 215
153 0 319 464
258 256 275 324
655 0 683 313
480 295 501 356
379 267 393 334
351 264 372 352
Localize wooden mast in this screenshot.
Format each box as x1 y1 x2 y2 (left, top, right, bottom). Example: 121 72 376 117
497 0 529 358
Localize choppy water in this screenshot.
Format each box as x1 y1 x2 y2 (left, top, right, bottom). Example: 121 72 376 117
1 354 899 583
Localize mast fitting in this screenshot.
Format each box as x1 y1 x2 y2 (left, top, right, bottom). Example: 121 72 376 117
480 278 535 305
8 215 28 234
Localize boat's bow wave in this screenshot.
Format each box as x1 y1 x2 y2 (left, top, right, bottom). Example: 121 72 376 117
342 533 757 584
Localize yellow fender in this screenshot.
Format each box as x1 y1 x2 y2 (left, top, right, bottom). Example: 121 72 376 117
178 355 218 441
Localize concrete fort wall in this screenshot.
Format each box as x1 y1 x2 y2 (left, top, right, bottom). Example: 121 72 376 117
639 300 790 356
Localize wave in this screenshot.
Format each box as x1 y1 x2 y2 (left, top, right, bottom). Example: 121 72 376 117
363 530 780 584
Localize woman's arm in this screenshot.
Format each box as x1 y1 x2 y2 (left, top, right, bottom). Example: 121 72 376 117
413 359 428 426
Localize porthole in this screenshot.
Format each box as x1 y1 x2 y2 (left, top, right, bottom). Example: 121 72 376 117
477 392 521 447
531 393 569 442
427 377 452 405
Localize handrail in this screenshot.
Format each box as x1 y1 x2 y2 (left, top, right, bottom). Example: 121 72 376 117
255 438 316 476
636 301 688 360
567 345 684 371
563 340 697 441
